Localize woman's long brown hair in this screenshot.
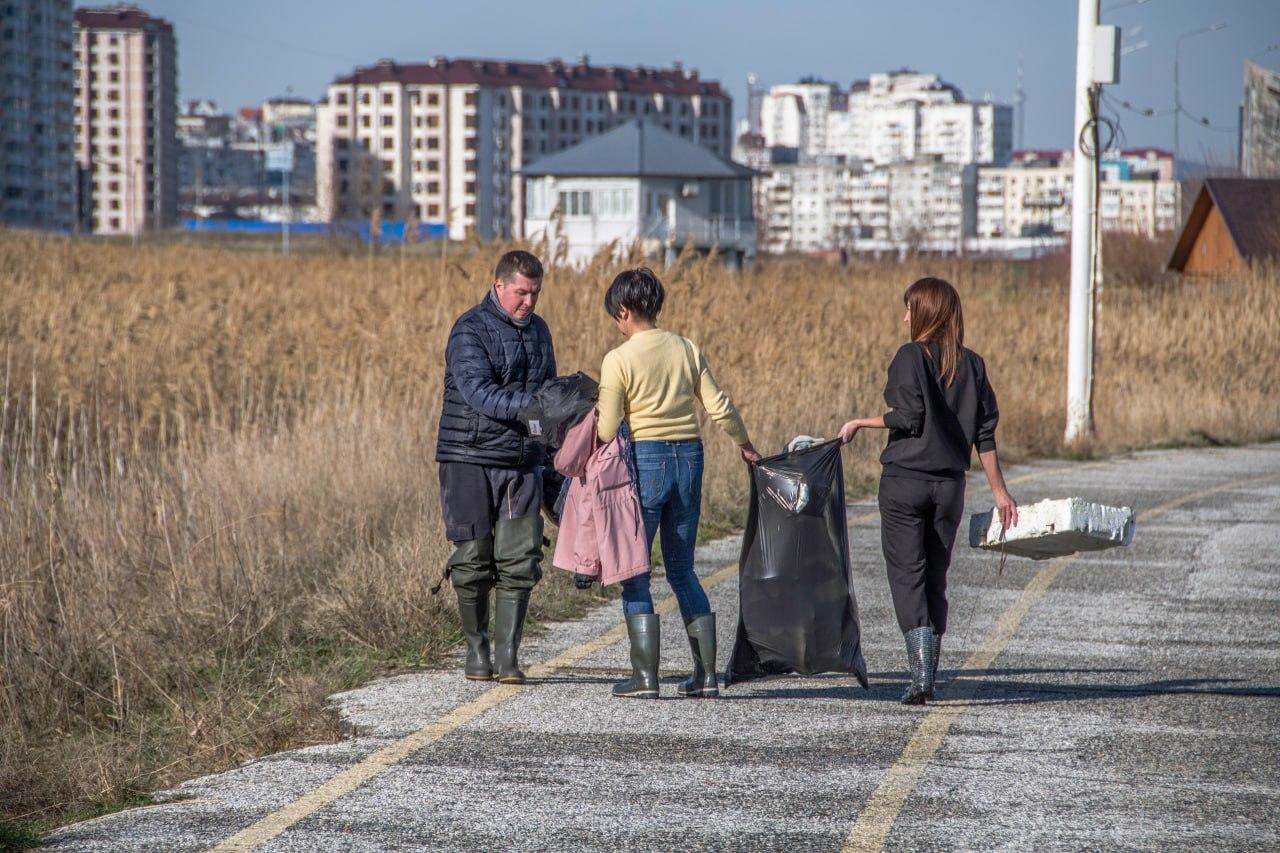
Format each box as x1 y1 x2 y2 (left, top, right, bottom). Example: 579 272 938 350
904 277 964 386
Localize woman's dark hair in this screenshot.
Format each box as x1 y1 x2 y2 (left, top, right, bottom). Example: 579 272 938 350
604 267 665 321
904 276 964 386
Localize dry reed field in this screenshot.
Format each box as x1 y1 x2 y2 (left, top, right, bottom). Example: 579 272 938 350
1 231 1278 832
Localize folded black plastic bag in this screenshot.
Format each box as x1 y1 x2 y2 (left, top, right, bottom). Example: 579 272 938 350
518 372 599 451
724 439 869 688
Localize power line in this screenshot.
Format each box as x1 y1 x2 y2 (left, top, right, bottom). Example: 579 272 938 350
1100 91 1174 118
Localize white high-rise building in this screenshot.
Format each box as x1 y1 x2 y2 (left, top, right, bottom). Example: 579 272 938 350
760 70 1012 168
315 57 732 240
73 6 178 235
0 0 76 230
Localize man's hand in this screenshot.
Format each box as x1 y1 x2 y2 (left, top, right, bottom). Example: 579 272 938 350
994 489 1018 532
573 573 595 590
740 443 762 465
838 419 863 444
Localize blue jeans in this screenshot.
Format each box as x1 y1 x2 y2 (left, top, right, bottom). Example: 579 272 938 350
621 439 711 620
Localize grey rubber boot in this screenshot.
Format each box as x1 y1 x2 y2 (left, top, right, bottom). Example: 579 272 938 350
677 613 719 698
493 589 530 684
448 538 496 681
613 613 660 699
902 626 936 705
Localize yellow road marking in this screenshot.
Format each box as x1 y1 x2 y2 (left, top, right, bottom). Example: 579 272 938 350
841 472 1280 853
211 512 877 851
205 464 1119 851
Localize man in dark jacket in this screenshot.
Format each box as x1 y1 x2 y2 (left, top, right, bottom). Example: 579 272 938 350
437 250 555 684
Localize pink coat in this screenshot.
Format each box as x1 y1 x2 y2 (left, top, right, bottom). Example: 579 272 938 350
552 409 650 586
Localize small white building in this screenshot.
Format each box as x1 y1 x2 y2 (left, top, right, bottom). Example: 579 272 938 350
523 119 757 267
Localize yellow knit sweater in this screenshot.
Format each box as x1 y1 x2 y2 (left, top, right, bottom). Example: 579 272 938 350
596 329 750 446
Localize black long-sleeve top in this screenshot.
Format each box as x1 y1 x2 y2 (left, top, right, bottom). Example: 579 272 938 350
879 341 999 481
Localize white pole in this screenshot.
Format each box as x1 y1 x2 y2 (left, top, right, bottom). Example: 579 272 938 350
1066 0 1099 443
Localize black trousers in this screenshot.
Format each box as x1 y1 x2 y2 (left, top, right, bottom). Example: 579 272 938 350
878 474 966 635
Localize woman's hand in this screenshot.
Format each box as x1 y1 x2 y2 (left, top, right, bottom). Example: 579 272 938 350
994 488 1018 532
740 443 762 465
838 419 863 444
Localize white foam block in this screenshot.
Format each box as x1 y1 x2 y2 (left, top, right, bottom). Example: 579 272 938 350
968 497 1135 561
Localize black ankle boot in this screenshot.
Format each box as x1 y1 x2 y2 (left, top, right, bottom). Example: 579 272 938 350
677 613 719 698
902 626 936 705
456 590 493 681
613 614 660 699
494 590 530 685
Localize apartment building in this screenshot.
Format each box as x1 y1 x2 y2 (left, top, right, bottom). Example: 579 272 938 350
760 71 1012 168
0 0 75 230
756 154 857 253
73 5 178 235
1241 61 1280 178
315 57 731 240
976 148 1180 239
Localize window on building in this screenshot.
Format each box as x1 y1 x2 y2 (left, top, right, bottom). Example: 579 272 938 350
381 115 393 127
335 91 349 105
427 138 439 150
427 92 439 106
382 136 394 150
556 189 593 218
465 137 478 150
465 114 477 129
427 114 439 128
465 181 476 195
336 115 348 128
359 91 371 104
382 92 393 105
360 115 370 128
464 91 477 107
427 181 439 193
465 202 475 216
427 159 439 172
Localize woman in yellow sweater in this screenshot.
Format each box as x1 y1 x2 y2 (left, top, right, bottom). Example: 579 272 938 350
597 268 760 700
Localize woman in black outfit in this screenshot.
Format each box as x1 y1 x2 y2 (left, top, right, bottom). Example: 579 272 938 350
838 277 1018 705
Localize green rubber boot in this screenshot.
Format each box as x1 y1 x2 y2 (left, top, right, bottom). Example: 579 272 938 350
493 589 530 684
613 614 660 699
677 613 719 698
448 538 496 682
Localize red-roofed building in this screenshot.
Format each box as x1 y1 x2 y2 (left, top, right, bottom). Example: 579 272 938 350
73 6 177 234
315 56 732 240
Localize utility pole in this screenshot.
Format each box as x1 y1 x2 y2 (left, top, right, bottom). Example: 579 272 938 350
1066 0 1119 444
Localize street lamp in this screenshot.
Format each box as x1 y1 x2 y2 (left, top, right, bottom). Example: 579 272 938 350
1174 22 1227 176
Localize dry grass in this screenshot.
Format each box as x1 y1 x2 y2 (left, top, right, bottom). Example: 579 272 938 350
1 231 1277 829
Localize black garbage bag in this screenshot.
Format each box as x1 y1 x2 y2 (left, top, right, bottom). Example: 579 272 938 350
518 372 598 452
724 439 869 688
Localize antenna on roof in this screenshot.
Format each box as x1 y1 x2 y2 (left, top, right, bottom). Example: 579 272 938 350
1014 52 1026 150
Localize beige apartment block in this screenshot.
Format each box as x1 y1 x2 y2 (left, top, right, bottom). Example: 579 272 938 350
73 5 177 235
315 57 732 240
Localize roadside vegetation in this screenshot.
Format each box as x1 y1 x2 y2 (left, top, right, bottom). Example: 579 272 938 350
2 230 1277 833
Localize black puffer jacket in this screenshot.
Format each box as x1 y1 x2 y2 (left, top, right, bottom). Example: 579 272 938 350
436 294 556 468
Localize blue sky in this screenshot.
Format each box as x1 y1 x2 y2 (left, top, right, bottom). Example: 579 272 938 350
78 0 1277 169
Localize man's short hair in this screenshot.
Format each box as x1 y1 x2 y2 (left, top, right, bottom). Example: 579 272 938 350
494 250 544 284
604 267 665 321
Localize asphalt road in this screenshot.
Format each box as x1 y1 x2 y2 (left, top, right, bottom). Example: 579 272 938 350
45 443 1280 852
